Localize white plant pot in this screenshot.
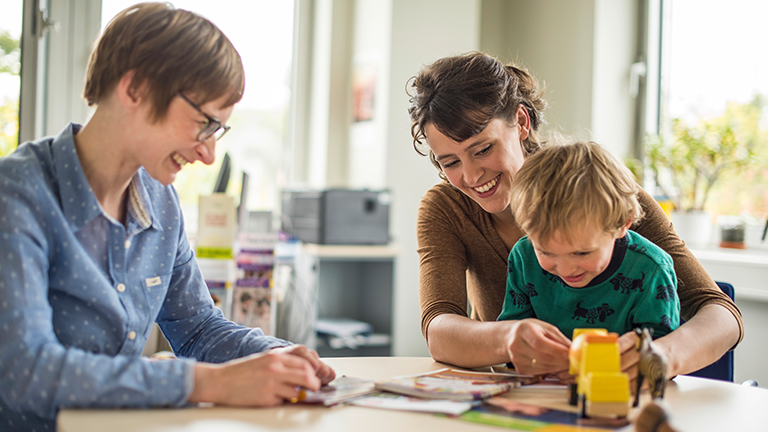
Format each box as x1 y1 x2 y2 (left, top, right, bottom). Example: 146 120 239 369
671 210 713 250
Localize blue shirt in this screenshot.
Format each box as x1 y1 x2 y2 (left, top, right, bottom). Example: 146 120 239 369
0 123 290 431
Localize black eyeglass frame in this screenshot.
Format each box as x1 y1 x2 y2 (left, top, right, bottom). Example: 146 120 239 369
177 92 231 141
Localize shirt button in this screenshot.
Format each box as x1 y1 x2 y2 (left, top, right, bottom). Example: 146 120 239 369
116 283 126 293
128 331 137 340
125 240 131 249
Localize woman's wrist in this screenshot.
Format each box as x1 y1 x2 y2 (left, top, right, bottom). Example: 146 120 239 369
500 319 520 363
189 362 221 403
652 336 681 379
653 304 739 378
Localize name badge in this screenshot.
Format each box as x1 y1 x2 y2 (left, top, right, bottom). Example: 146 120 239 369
145 276 162 287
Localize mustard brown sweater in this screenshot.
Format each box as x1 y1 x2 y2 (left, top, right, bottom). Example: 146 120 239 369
417 182 743 346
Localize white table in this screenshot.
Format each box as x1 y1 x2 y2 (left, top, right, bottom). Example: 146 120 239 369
57 357 768 432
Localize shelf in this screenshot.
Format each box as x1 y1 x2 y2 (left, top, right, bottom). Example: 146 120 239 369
691 247 768 267
316 333 392 357
302 244 400 260
317 333 392 350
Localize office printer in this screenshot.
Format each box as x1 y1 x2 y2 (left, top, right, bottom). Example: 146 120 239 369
281 189 391 245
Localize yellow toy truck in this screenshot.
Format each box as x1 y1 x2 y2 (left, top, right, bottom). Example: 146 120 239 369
568 328 630 419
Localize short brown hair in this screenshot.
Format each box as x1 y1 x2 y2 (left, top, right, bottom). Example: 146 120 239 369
407 52 547 179
83 2 244 121
509 140 644 243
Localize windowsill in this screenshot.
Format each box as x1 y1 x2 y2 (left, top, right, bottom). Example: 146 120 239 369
690 246 768 302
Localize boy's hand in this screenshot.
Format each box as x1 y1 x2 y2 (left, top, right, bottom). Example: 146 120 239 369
506 318 571 375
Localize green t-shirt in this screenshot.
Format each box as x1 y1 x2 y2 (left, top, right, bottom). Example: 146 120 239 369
498 230 680 339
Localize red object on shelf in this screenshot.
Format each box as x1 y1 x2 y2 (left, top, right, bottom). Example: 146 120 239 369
719 241 747 249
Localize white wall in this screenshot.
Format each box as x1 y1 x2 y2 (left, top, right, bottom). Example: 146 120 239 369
486 0 596 139
734 299 768 386
306 0 356 188
591 0 639 157
347 0 392 190
385 0 482 357
480 0 639 158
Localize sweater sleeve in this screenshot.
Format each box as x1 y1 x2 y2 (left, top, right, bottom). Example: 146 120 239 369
632 189 743 347
416 188 472 340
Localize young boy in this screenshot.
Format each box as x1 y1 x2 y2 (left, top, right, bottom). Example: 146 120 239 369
497 141 680 341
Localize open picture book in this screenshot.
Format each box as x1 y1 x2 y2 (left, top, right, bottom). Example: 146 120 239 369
374 368 533 401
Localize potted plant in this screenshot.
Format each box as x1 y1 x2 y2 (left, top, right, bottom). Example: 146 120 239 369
645 117 754 249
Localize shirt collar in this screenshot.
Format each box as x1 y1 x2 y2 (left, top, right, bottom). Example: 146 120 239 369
125 170 164 235
51 123 163 234
52 123 103 231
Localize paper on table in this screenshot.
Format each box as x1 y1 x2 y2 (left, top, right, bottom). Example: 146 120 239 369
349 391 477 415
295 376 376 406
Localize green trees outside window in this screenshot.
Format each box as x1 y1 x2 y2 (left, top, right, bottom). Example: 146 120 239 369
646 96 768 218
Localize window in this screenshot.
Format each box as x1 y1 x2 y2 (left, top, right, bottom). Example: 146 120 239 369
655 0 768 218
0 1 22 157
101 1 296 229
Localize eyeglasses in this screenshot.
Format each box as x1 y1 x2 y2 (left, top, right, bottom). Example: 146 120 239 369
177 92 231 141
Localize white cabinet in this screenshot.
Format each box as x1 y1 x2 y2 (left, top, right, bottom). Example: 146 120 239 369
302 244 398 357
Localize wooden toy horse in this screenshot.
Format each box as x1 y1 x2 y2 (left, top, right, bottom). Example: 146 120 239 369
633 327 668 407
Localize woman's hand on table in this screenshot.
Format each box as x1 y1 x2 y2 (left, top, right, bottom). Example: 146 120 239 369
271 345 337 385
189 348 331 406
505 318 571 377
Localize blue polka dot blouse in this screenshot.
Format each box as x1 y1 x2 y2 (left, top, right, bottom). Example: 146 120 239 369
0 124 290 431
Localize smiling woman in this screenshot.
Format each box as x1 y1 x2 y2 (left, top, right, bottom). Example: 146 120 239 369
0 4 333 430
100 0 295 217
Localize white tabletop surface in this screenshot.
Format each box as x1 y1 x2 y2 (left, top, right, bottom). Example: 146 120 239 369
57 356 768 432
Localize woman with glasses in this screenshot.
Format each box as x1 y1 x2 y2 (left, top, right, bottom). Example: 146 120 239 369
0 3 334 430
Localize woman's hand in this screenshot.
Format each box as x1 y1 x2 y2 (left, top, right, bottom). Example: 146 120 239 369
619 330 640 379
189 347 335 406
505 318 571 376
618 330 640 387
270 345 336 385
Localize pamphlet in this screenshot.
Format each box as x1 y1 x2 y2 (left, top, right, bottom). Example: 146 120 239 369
349 391 477 415
295 376 376 406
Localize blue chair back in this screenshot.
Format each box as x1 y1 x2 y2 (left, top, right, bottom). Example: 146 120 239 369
683 281 735 382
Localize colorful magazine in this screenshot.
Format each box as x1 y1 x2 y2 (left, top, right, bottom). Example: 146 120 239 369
459 397 630 431
374 368 526 401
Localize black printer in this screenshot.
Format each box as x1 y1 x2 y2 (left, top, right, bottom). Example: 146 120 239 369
281 189 391 245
